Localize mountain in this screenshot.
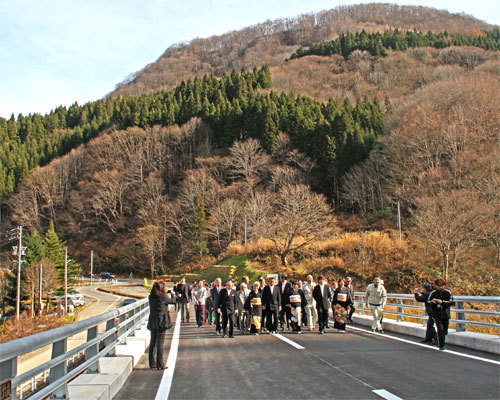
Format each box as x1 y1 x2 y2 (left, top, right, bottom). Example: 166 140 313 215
1 3 498 300
110 3 496 99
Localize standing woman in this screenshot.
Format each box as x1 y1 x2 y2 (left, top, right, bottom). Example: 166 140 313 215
244 282 263 335
332 278 352 333
289 280 307 334
192 280 207 327
147 281 174 369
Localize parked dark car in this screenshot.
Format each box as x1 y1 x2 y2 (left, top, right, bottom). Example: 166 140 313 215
121 298 136 307
100 272 116 279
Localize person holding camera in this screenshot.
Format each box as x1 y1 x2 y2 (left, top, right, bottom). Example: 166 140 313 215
147 281 175 369
428 279 455 350
414 282 437 344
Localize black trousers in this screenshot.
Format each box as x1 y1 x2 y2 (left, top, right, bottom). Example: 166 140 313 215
266 308 279 332
215 309 221 333
424 314 437 342
317 306 329 331
149 329 166 368
348 304 356 320
222 311 234 336
434 316 449 347
280 306 291 329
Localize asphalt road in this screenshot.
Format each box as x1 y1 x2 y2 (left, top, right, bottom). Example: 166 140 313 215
116 305 500 400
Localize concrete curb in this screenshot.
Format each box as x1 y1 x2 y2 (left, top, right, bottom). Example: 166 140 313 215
352 314 500 354
67 324 151 400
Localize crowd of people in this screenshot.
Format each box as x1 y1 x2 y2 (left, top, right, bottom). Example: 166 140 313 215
146 274 454 367
173 274 359 337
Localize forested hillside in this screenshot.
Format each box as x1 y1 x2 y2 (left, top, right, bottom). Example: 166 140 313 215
0 4 498 308
110 3 495 98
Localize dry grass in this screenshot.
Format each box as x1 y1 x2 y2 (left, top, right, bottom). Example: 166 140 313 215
0 314 75 344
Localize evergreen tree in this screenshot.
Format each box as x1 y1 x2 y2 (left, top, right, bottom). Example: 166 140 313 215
43 221 81 281
25 229 45 266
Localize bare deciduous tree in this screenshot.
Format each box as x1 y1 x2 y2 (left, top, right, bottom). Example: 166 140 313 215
227 138 270 187
257 185 333 265
90 169 129 233
137 225 163 278
412 190 485 279
208 198 241 252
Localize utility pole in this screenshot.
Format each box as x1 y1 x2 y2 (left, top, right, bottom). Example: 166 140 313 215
39 263 43 313
64 247 68 314
90 250 94 287
397 201 402 241
14 226 25 320
244 215 247 245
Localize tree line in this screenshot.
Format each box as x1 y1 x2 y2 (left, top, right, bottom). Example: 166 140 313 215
290 28 500 59
1 221 80 315
0 66 384 207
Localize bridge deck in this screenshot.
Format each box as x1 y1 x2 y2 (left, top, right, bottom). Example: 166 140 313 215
116 307 500 400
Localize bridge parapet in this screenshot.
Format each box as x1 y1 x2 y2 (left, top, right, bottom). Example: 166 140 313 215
0 298 149 399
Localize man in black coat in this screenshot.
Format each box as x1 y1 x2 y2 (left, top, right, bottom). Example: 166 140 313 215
428 279 454 350
176 277 191 323
312 275 332 334
210 278 223 334
218 280 238 338
414 282 437 344
261 277 281 333
278 274 293 330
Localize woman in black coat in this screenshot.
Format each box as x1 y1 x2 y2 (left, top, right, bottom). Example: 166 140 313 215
147 281 175 369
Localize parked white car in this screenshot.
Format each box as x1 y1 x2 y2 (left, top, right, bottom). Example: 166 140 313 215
69 292 84 301
67 295 85 307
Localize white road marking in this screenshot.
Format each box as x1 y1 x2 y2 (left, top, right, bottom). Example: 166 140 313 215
155 311 182 400
345 324 500 366
373 389 404 400
271 333 305 349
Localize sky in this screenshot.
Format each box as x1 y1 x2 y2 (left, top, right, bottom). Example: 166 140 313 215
0 0 498 119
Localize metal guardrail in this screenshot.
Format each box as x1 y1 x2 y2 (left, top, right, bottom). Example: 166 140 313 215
353 292 500 334
0 298 149 400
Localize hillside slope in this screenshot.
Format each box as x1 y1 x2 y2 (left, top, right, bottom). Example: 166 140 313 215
111 3 495 98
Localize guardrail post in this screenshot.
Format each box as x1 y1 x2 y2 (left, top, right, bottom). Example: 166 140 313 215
397 299 404 322
105 318 117 356
357 296 364 315
127 308 136 335
49 338 68 399
118 314 126 341
85 325 100 373
455 301 466 332
0 357 17 400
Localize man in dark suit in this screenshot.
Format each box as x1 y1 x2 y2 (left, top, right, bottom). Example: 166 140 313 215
346 276 355 323
176 277 191 323
262 277 281 333
218 281 238 338
313 275 332 334
210 278 223 334
278 274 292 330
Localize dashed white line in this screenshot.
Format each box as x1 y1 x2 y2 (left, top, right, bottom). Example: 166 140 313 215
155 311 182 400
373 389 404 400
271 333 305 349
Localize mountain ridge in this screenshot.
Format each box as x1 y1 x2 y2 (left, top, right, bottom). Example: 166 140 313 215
110 3 496 98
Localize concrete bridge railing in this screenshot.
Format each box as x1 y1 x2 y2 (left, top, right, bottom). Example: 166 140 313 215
0 298 149 400
352 292 500 353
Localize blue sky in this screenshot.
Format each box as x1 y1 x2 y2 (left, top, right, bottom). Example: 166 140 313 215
0 0 498 118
